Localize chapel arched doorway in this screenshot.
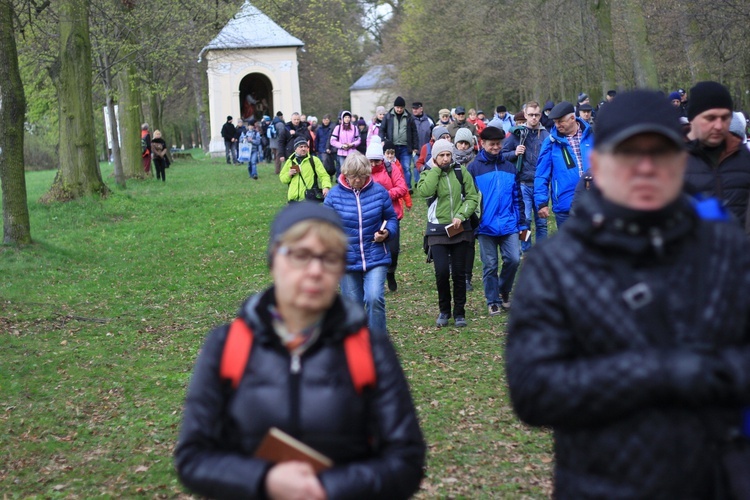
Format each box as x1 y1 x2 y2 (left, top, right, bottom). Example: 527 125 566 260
239 73 273 120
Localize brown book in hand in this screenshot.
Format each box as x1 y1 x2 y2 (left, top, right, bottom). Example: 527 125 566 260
445 223 464 238
254 427 333 473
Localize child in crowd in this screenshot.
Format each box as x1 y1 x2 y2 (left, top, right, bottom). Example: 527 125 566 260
384 144 413 211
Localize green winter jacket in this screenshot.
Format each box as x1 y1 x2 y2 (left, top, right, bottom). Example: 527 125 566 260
279 153 332 202
415 164 479 225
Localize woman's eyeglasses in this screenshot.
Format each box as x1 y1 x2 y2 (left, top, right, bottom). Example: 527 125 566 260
277 246 343 271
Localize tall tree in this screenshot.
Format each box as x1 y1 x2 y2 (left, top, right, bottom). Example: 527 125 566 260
116 57 145 178
43 0 108 201
0 0 32 244
592 0 616 94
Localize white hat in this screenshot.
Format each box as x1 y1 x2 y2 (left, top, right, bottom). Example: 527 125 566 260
365 138 384 160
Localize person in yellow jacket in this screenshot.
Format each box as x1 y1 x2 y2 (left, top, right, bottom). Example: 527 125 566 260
279 137 332 202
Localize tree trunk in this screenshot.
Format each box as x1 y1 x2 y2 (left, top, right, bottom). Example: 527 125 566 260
679 14 711 82
117 61 145 178
189 56 210 153
42 0 108 202
0 0 32 244
592 0 616 94
101 51 125 188
622 0 659 88
148 87 161 132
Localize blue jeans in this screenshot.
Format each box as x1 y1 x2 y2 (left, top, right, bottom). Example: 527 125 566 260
554 211 570 228
340 265 388 335
247 150 258 177
411 152 420 185
520 184 547 252
395 145 412 189
478 234 520 306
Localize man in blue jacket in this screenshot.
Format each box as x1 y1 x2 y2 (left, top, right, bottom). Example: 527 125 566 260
468 126 526 315
534 101 594 228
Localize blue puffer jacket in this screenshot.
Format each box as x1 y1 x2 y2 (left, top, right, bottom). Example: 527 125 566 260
534 118 594 214
468 150 526 237
325 177 398 272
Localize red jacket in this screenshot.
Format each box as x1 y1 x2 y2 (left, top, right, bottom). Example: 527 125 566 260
371 160 410 219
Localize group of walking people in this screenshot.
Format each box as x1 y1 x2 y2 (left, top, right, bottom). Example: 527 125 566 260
180 84 750 499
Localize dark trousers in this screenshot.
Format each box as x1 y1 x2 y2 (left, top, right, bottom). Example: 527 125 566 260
387 221 400 274
465 236 476 283
155 161 166 182
431 241 469 317
224 140 235 164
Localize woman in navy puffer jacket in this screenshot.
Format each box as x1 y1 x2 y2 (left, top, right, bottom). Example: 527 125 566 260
325 152 398 335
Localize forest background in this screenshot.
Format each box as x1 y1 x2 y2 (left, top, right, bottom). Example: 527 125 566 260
2 1 750 239
5 0 750 173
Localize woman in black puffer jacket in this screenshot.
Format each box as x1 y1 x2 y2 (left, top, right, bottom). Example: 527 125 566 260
174 202 425 499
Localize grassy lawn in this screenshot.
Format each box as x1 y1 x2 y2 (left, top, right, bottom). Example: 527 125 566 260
1 155 553 498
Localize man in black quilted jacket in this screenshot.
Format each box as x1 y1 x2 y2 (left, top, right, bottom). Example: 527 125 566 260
506 90 750 498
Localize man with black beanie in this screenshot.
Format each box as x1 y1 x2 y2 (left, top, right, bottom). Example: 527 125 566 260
684 81 750 232
379 96 418 191
221 116 237 165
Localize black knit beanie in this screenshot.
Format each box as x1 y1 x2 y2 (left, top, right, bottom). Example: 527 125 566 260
267 202 343 267
394 96 406 107
687 81 733 121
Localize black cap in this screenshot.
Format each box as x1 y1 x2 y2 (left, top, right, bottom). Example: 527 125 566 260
578 103 593 112
594 89 684 151
268 202 343 266
686 81 733 121
455 106 466 114
496 105 507 113
394 96 406 107
294 136 309 148
479 126 505 141
607 90 617 97
548 101 575 120
412 101 423 108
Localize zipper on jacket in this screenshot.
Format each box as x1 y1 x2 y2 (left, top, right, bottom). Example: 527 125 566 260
355 190 367 271
649 227 664 257
289 353 301 437
446 170 455 218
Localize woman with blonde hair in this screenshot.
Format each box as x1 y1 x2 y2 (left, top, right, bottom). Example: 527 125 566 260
151 130 170 182
324 152 398 334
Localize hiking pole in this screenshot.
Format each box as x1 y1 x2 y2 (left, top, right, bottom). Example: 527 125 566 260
515 126 529 172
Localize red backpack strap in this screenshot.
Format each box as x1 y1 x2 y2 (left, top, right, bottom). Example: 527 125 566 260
344 327 377 394
219 318 254 389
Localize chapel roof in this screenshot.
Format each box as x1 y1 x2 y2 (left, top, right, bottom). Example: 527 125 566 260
202 1 304 52
349 65 396 91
